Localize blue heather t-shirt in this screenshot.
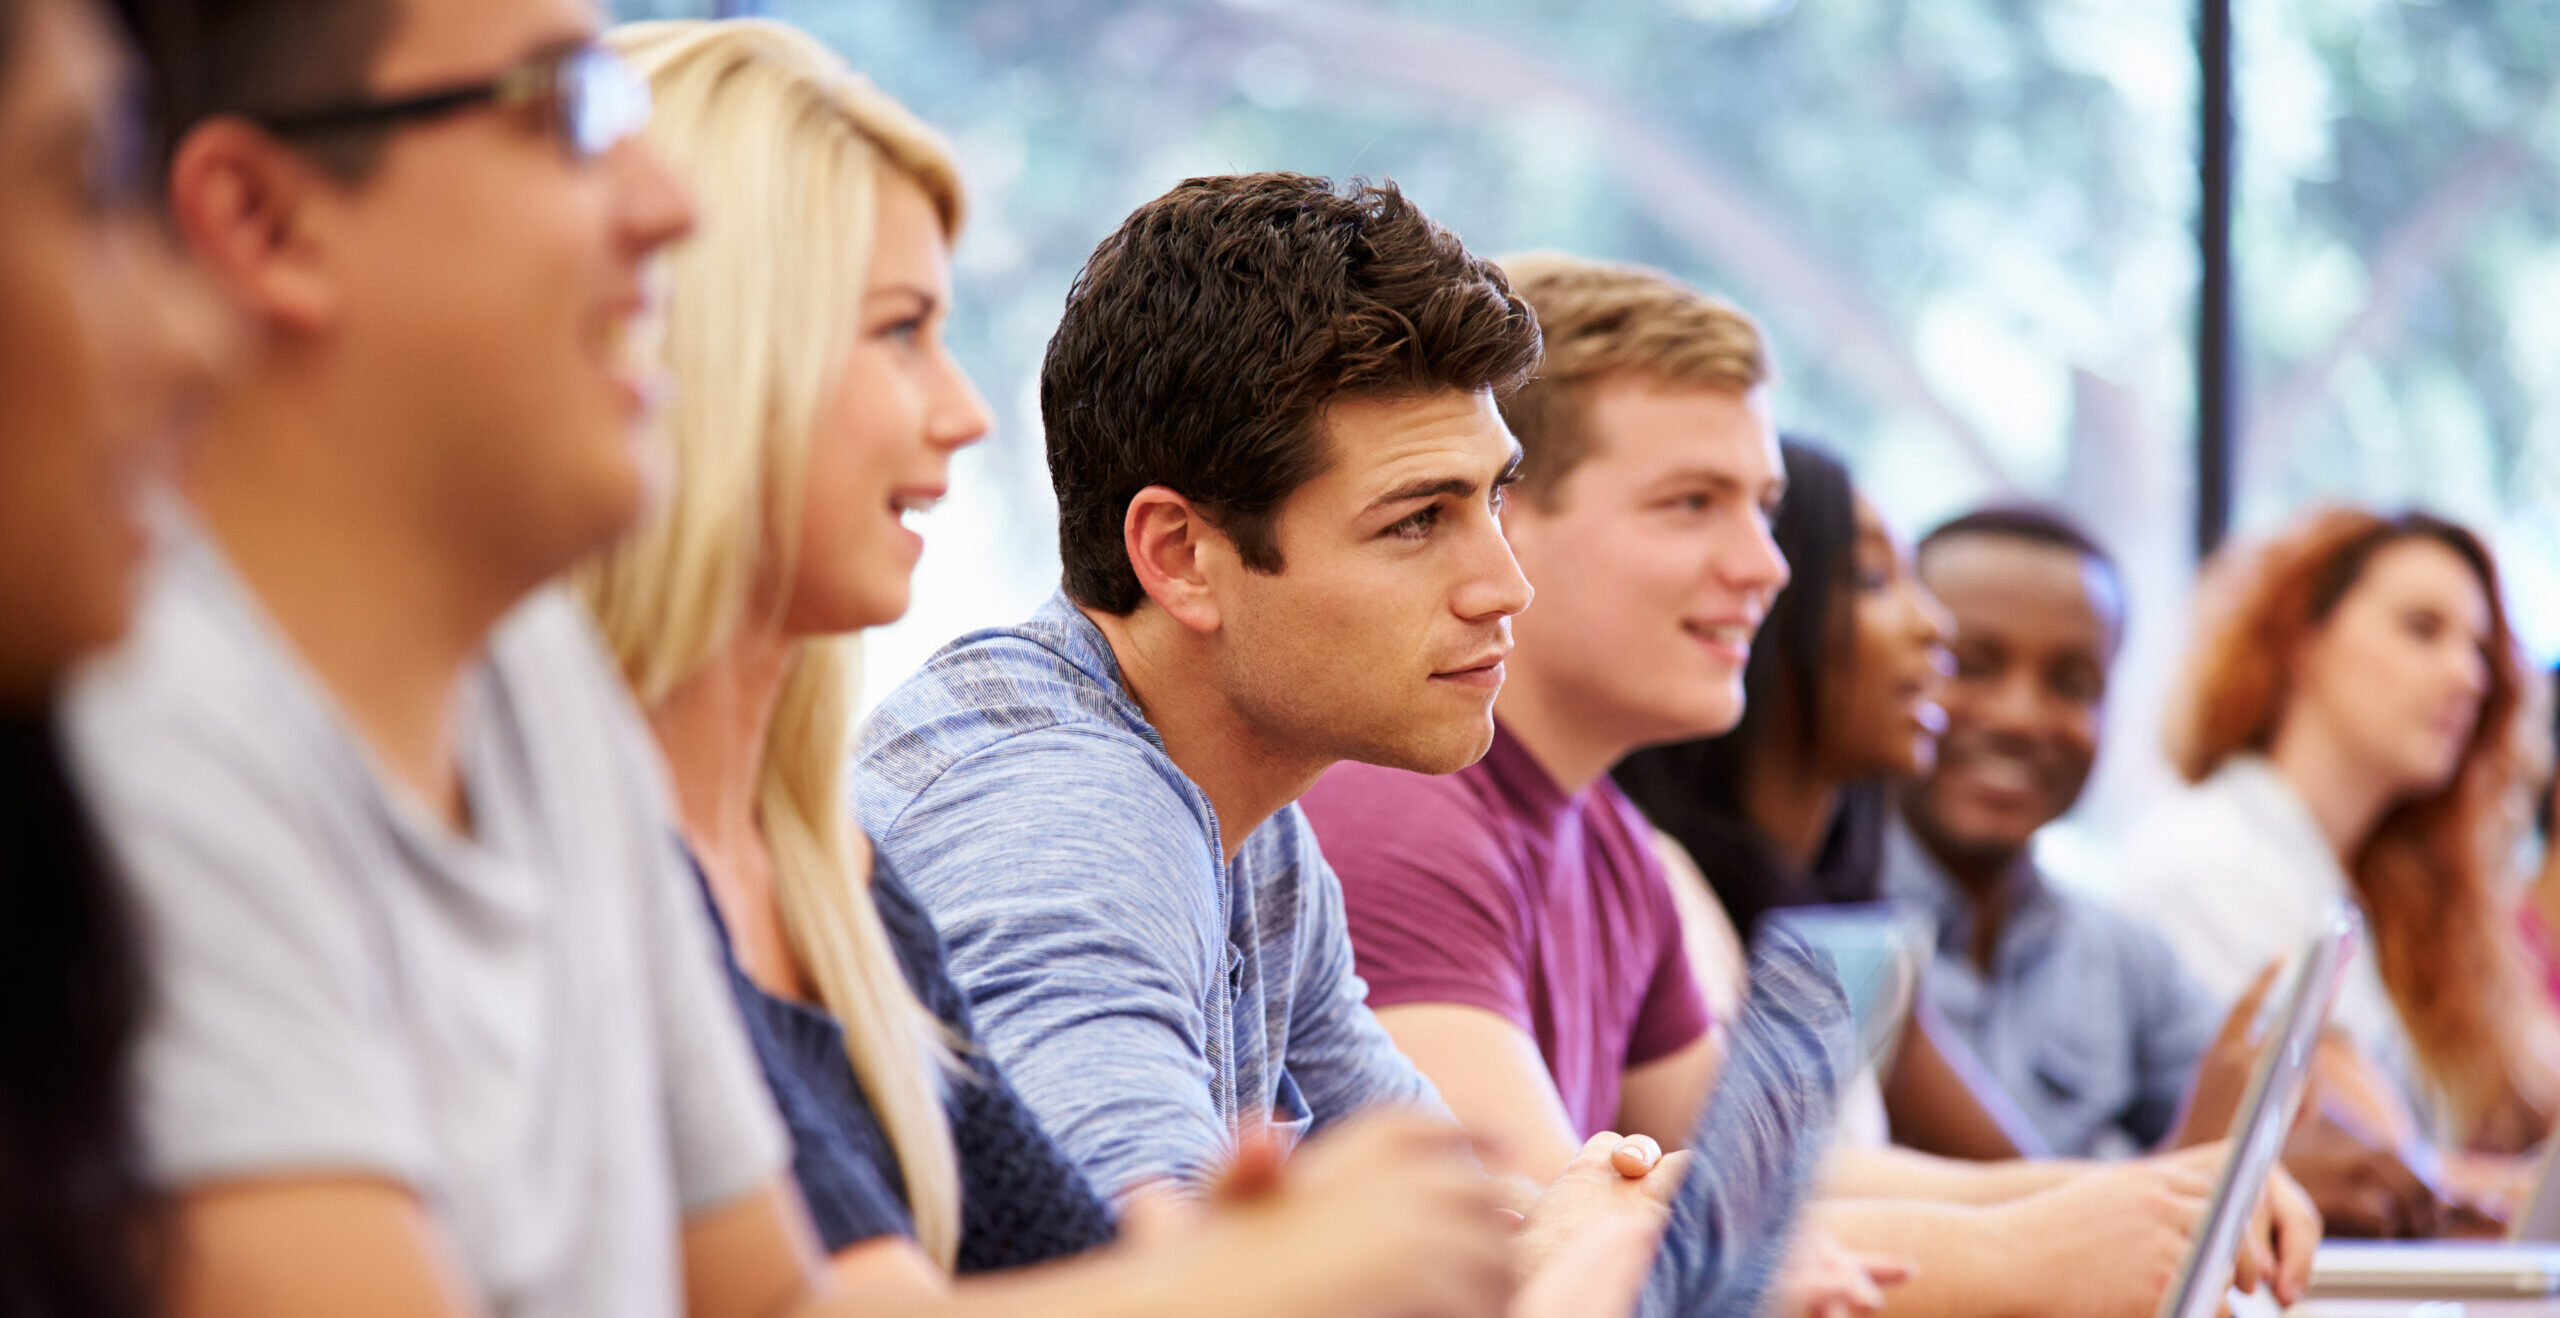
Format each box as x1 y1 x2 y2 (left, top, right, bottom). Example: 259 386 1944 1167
853 593 1443 1199
684 848 1114 1271
853 592 1860 1317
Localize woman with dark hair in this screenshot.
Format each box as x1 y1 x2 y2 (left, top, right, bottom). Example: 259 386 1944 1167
1614 436 1905 939
0 0 225 1312
1613 438 2051 1159
2127 507 2560 1156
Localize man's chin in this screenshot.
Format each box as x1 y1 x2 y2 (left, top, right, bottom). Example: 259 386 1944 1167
1347 715 1497 777
1922 809 2037 866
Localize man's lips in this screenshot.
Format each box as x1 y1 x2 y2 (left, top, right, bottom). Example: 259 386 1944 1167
1682 617 1756 660
1939 747 2048 810
1431 651 1509 690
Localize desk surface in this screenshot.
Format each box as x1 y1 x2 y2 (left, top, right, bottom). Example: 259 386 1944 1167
2294 1303 2560 1317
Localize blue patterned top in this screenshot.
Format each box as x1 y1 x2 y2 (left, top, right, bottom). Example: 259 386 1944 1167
686 847 1115 1271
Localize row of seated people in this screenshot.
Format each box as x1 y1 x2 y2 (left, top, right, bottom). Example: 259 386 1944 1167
1604 449 2560 1235
15 0 2541 1314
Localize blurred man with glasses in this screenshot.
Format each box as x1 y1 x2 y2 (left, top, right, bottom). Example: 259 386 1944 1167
70 3 1596 1315
71 1 857 1314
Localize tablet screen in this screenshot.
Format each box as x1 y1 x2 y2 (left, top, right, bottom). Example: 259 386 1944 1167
2158 898 2364 1318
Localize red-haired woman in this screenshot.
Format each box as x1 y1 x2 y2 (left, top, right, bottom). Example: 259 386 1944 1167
2126 507 2560 1158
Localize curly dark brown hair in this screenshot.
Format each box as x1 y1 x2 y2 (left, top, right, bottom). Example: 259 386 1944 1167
1042 173 1542 615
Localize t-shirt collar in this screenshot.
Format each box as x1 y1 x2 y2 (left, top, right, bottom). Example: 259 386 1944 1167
1480 719 1580 824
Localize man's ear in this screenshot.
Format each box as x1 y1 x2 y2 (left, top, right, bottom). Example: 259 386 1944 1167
165 119 342 334
1124 486 1232 635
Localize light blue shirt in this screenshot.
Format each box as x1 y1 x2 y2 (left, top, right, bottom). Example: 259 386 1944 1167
856 592 1854 1315
1882 814 2220 1157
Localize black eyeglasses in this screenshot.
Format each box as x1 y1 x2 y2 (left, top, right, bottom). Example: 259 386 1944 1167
251 42 651 162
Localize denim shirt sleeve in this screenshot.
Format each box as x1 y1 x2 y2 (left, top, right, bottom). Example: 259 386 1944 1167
1282 833 1448 1130
1645 929 1853 1318
875 726 1234 1202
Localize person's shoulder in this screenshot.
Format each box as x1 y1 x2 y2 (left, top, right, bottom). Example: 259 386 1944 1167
477 586 675 809
867 851 967 973
864 852 971 1025
856 607 1148 809
2049 879 2177 957
2114 777 2257 891
483 587 633 719
65 536 335 799
1300 758 1492 839
1293 761 1531 917
1302 758 1513 861
867 713 1220 932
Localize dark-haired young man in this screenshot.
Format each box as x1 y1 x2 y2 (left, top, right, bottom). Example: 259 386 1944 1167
857 174 1851 1315
1884 509 2200 1158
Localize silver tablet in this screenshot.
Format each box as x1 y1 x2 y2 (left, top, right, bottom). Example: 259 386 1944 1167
2157 899 2365 1318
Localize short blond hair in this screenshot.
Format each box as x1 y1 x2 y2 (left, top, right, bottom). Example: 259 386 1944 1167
1497 252 1771 506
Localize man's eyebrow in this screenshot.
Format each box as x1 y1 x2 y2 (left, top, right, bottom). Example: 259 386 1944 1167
1369 475 1481 509
1651 467 1749 493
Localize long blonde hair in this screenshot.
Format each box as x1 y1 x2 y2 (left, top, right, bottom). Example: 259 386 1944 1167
583 18 966 1265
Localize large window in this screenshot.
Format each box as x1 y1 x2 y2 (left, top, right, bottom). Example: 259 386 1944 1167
2236 0 2560 657
611 0 2552 874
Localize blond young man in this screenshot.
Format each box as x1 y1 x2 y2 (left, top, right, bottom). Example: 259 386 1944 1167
1305 254 2319 1318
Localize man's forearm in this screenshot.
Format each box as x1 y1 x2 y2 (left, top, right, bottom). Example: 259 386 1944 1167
1644 933 1854 1318
1808 1199 2037 1318
1822 1145 2090 1206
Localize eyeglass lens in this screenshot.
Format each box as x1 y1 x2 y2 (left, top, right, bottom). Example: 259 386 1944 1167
563 48 652 160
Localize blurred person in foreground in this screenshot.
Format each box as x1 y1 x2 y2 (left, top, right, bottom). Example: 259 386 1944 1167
577 19 1633 1318
2124 508 2560 1207
1889 505 2456 1236
856 172 1855 1317
0 0 228 1311
57 0 1545 1314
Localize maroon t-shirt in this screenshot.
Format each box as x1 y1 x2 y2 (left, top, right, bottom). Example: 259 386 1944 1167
1301 723 1711 1137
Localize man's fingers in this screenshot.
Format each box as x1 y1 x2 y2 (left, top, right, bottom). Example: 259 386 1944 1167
1211 1128 1289 1204
2274 1181 2321 1303
1611 1133 1663 1179
2232 1229 2268 1295
1862 1253 1918 1287
2225 959 2284 1044
1639 1149 1697 1207
2374 1156 2442 1238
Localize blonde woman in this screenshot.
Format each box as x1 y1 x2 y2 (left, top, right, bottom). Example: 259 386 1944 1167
580 19 1667 1318
586 16 1099 1283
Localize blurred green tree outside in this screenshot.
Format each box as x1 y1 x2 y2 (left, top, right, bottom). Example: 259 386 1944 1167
611 0 2560 867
